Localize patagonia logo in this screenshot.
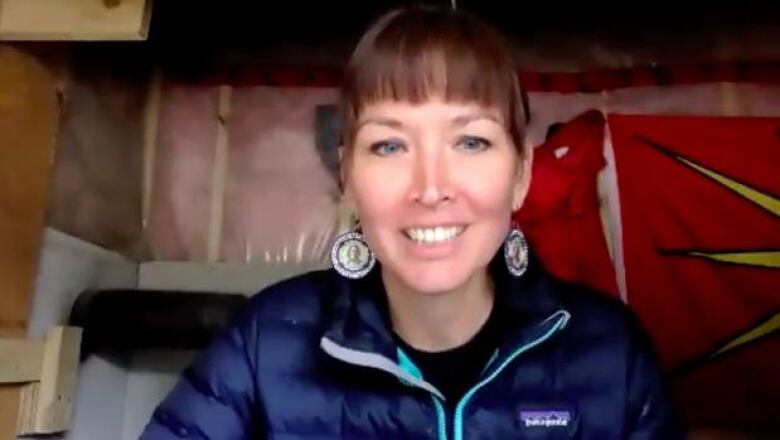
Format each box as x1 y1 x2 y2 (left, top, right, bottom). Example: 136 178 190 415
519 410 572 428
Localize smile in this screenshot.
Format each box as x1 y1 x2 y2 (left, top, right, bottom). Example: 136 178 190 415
403 226 465 244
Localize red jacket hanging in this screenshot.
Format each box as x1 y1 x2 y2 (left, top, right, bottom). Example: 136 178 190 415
516 110 619 297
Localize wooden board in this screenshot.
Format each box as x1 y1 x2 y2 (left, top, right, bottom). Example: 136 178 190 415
0 44 58 439
17 327 82 435
207 85 232 263
0 395 19 440
0 0 153 41
0 339 43 384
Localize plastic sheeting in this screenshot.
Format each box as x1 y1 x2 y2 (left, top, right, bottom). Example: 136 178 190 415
144 80 780 265
220 86 341 264
47 52 146 256
147 85 343 264
147 84 219 261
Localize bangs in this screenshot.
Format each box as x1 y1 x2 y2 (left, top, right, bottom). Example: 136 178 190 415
342 6 526 153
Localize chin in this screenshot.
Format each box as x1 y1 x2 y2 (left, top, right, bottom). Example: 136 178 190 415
390 261 476 295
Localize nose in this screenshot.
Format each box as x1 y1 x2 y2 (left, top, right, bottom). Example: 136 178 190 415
410 148 454 208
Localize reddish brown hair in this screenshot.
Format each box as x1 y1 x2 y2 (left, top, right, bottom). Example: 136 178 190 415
341 5 527 157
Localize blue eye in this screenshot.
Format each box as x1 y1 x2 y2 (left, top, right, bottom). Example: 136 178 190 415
370 140 406 156
457 136 492 152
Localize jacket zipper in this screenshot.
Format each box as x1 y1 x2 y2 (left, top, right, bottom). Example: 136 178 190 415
452 310 570 440
397 348 449 440
321 310 569 440
320 338 448 439
432 396 448 440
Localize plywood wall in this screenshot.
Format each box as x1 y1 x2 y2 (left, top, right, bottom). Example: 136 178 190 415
0 44 58 439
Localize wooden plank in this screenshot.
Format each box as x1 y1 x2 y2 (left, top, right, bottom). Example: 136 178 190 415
0 44 57 336
0 388 20 440
207 85 232 263
17 327 82 435
142 69 162 233
0 0 153 41
719 81 742 116
0 44 58 440
0 339 43 384
16 382 38 436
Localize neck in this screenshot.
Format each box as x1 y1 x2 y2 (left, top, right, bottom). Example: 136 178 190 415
382 268 495 352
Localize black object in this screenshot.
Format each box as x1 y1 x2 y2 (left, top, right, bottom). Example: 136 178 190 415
545 122 565 141
314 104 342 184
70 289 249 358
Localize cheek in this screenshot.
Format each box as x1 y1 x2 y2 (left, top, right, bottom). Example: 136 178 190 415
346 159 409 222
345 152 519 226
455 158 518 215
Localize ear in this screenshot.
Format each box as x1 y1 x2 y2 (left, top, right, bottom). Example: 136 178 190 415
511 145 534 213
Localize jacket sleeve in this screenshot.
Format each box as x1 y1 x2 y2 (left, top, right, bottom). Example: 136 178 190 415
624 313 686 440
139 308 262 440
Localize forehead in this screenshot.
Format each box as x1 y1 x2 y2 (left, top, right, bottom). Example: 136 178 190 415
357 98 504 125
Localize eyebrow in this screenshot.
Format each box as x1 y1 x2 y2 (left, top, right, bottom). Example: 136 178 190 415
356 117 404 131
451 112 502 126
355 112 501 131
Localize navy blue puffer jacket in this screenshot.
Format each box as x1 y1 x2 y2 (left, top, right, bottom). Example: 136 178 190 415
140 254 684 439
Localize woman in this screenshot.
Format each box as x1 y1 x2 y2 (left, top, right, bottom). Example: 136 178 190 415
141 5 683 439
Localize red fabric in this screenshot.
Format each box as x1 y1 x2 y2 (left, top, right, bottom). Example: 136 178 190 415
516 110 619 297
610 114 780 429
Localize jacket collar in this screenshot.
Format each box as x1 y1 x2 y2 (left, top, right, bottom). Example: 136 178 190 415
321 248 569 362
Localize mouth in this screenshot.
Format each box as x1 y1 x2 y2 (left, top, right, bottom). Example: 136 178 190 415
402 225 466 245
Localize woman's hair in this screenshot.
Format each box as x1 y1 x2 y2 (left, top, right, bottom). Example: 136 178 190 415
341 5 527 158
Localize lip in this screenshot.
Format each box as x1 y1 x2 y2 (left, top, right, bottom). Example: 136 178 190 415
400 224 468 259
402 224 467 241
401 222 465 228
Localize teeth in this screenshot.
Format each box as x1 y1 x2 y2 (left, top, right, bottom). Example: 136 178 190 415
405 226 464 244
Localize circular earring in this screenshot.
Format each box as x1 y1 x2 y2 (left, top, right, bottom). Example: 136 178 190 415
504 224 529 277
330 224 376 279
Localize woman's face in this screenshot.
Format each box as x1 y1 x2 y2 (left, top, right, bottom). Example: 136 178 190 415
343 98 531 294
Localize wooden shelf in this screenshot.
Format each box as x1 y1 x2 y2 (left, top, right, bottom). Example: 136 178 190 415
0 0 153 41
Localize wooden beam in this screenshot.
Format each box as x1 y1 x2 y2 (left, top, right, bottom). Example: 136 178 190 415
207 85 232 263
0 0 153 41
142 69 163 234
719 81 742 117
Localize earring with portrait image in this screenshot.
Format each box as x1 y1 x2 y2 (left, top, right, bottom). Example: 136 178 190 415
504 221 529 278
330 219 376 280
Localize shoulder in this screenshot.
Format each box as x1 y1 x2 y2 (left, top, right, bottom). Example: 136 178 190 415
535 281 682 436
544 277 669 395
142 270 342 438
240 268 339 327
548 277 652 354
201 269 340 375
